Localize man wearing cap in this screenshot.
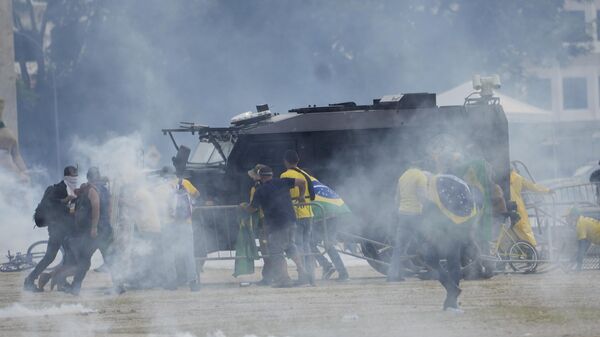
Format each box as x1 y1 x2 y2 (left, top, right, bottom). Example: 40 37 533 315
246 164 275 285
241 165 310 287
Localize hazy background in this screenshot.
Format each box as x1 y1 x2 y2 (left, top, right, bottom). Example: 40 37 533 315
11 0 582 178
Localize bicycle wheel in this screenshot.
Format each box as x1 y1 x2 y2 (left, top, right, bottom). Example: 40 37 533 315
26 240 64 271
508 241 538 273
0 262 21 272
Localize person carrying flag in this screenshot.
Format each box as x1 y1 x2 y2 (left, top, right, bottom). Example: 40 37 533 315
419 174 477 312
309 177 351 281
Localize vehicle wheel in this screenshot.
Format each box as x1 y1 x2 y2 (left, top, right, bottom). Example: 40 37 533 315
26 240 64 272
508 241 538 273
360 241 391 275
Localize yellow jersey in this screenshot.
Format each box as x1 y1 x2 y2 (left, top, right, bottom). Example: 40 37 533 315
396 168 428 215
576 216 600 244
281 167 314 219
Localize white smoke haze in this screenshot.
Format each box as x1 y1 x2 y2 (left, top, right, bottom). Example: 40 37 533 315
0 303 97 318
0 167 47 253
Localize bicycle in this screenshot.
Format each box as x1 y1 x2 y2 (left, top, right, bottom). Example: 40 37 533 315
490 222 539 273
0 240 64 272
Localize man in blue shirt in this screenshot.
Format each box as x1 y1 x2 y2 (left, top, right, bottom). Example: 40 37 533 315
241 166 309 287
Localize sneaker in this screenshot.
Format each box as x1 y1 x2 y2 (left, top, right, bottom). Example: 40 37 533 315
443 306 464 314
189 280 201 292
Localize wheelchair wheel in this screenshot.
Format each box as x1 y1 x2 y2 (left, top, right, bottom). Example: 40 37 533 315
508 241 538 273
26 240 64 272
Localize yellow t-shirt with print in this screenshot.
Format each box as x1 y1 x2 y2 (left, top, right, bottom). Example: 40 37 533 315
576 216 600 245
281 168 313 219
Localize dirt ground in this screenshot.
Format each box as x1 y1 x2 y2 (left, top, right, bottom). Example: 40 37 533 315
1 262 599 337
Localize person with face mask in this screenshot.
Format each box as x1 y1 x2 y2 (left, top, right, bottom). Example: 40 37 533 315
24 166 78 292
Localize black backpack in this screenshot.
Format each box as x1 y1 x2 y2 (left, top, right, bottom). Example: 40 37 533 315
33 185 55 227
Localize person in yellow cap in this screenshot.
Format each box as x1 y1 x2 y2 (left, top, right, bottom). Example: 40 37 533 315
567 208 600 271
509 168 552 246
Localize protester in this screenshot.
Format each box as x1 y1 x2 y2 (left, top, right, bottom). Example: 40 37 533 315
66 168 103 295
281 150 316 285
567 208 600 271
24 166 78 292
510 168 553 247
309 177 350 281
419 174 477 312
161 170 201 292
241 165 310 288
388 165 429 282
246 164 276 285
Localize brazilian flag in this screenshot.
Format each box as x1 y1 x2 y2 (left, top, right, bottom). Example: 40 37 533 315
429 174 476 225
310 178 351 220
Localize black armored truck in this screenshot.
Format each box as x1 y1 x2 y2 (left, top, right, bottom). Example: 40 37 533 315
163 91 510 274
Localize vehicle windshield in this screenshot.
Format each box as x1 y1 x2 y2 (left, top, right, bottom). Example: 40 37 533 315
189 140 234 165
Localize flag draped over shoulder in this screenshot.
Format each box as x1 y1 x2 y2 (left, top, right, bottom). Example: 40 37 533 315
310 178 351 220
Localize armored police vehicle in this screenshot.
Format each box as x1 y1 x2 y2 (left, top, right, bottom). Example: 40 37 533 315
163 91 510 274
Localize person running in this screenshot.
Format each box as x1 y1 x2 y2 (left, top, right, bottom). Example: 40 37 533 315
280 150 316 285
388 165 429 282
24 166 78 292
241 166 310 288
66 169 102 295
419 174 477 312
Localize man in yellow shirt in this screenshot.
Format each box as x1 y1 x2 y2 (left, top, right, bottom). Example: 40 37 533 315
280 150 316 285
388 166 429 282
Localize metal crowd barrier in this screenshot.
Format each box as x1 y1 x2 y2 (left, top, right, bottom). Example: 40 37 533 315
521 182 600 269
191 202 329 262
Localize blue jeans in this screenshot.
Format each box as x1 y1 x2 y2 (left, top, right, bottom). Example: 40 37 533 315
164 223 198 284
